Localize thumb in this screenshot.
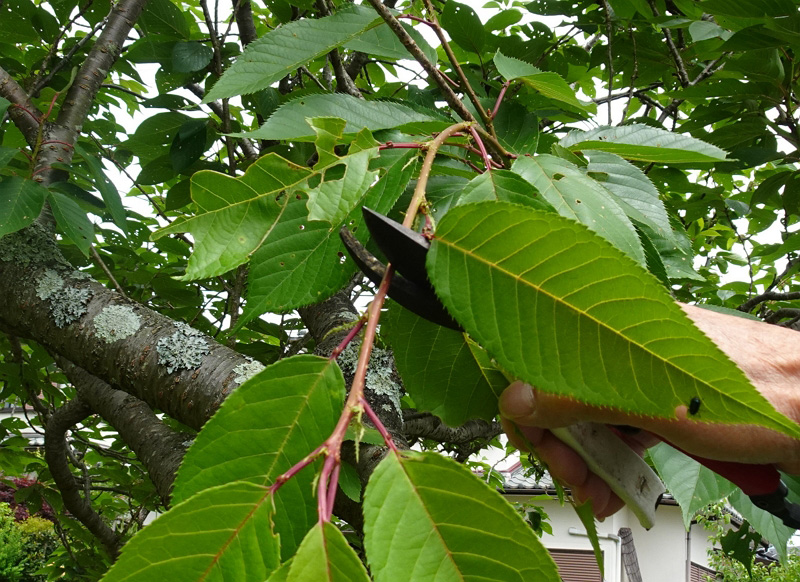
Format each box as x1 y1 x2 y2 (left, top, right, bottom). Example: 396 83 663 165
498 381 643 429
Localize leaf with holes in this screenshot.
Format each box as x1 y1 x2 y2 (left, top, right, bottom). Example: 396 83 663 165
426 202 800 439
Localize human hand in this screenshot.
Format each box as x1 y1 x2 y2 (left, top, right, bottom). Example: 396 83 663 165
499 304 800 519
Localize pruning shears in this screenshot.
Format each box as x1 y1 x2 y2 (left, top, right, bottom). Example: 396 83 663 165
341 206 800 531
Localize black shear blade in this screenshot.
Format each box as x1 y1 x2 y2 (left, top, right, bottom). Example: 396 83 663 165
339 225 462 330
362 207 431 288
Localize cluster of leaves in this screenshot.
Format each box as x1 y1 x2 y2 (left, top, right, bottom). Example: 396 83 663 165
2 0 800 580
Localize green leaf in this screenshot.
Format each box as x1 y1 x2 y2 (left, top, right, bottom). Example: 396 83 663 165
152 154 312 280
344 20 436 64
100 482 279 582
0 146 19 169
492 102 539 156
382 303 506 425
306 119 380 225
286 522 370 582
243 194 353 316
573 501 604 578
457 169 554 212
0 176 48 237
426 202 800 439
363 452 560 582
512 155 646 265
48 192 93 256
728 489 795 562
172 41 213 73
74 144 127 235
205 5 383 101
172 355 345 557
137 0 190 38
648 443 737 528
122 111 193 165
441 1 485 55
560 125 729 164
717 519 764 577
585 150 674 242
170 118 208 172
242 94 449 142
494 52 594 113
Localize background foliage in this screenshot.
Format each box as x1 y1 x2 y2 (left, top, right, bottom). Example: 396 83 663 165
2 0 800 579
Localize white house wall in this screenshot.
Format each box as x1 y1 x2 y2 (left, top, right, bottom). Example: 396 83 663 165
507 494 716 582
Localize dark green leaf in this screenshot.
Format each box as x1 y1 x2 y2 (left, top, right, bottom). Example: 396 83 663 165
0 176 48 237
171 41 213 73
74 144 127 234
441 1 485 55
48 192 93 256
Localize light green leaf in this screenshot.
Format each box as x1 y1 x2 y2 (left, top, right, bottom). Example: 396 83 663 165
243 194 353 317
242 93 450 141
0 176 48 237
100 482 279 582
649 443 737 528
560 125 728 163
494 51 594 113
426 202 800 439
512 155 645 265
48 192 93 256
457 169 554 212
585 150 674 242
152 154 312 280
306 119 380 225
382 303 506 425
573 502 604 577
286 522 370 582
205 5 383 101
74 144 127 234
242 148 415 320
363 452 560 582
172 355 345 558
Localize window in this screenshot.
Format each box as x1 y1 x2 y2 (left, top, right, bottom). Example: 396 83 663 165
549 549 602 582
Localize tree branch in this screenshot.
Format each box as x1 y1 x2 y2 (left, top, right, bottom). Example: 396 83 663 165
45 397 121 559
59 360 190 504
0 65 43 147
738 291 800 313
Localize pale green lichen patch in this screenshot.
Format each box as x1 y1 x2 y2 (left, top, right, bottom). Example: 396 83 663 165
232 358 265 385
338 343 403 414
0 223 65 268
36 269 65 300
51 287 92 328
156 323 210 374
94 305 141 343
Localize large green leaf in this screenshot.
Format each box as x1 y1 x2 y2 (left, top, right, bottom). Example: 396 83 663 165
440 1 485 56
457 169 554 212
243 147 416 319
171 355 344 558
344 20 436 64
100 482 279 582
204 5 383 101
363 452 560 582
382 303 506 425
286 522 370 582
152 154 312 280
729 490 795 561
242 94 450 142
648 443 737 528
494 51 594 114
0 176 48 237
426 202 800 439
584 150 674 242
559 125 728 164
512 155 646 264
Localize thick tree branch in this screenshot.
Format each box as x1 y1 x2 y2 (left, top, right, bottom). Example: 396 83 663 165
738 291 800 313
235 0 259 46
0 229 251 432
59 360 190 504
45 397 121 559
403 411 502 445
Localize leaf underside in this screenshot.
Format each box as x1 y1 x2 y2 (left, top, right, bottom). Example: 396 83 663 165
427 202 800 439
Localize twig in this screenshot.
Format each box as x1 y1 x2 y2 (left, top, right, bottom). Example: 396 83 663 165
738 291 800 313
91 246 128 298
647 0 689 87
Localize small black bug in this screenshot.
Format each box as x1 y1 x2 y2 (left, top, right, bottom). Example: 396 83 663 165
688 397 701 415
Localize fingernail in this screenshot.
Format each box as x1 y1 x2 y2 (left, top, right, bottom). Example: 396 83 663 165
499 381 536 421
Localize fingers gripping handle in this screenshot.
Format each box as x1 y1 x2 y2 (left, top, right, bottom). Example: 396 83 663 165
552 423 665 530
